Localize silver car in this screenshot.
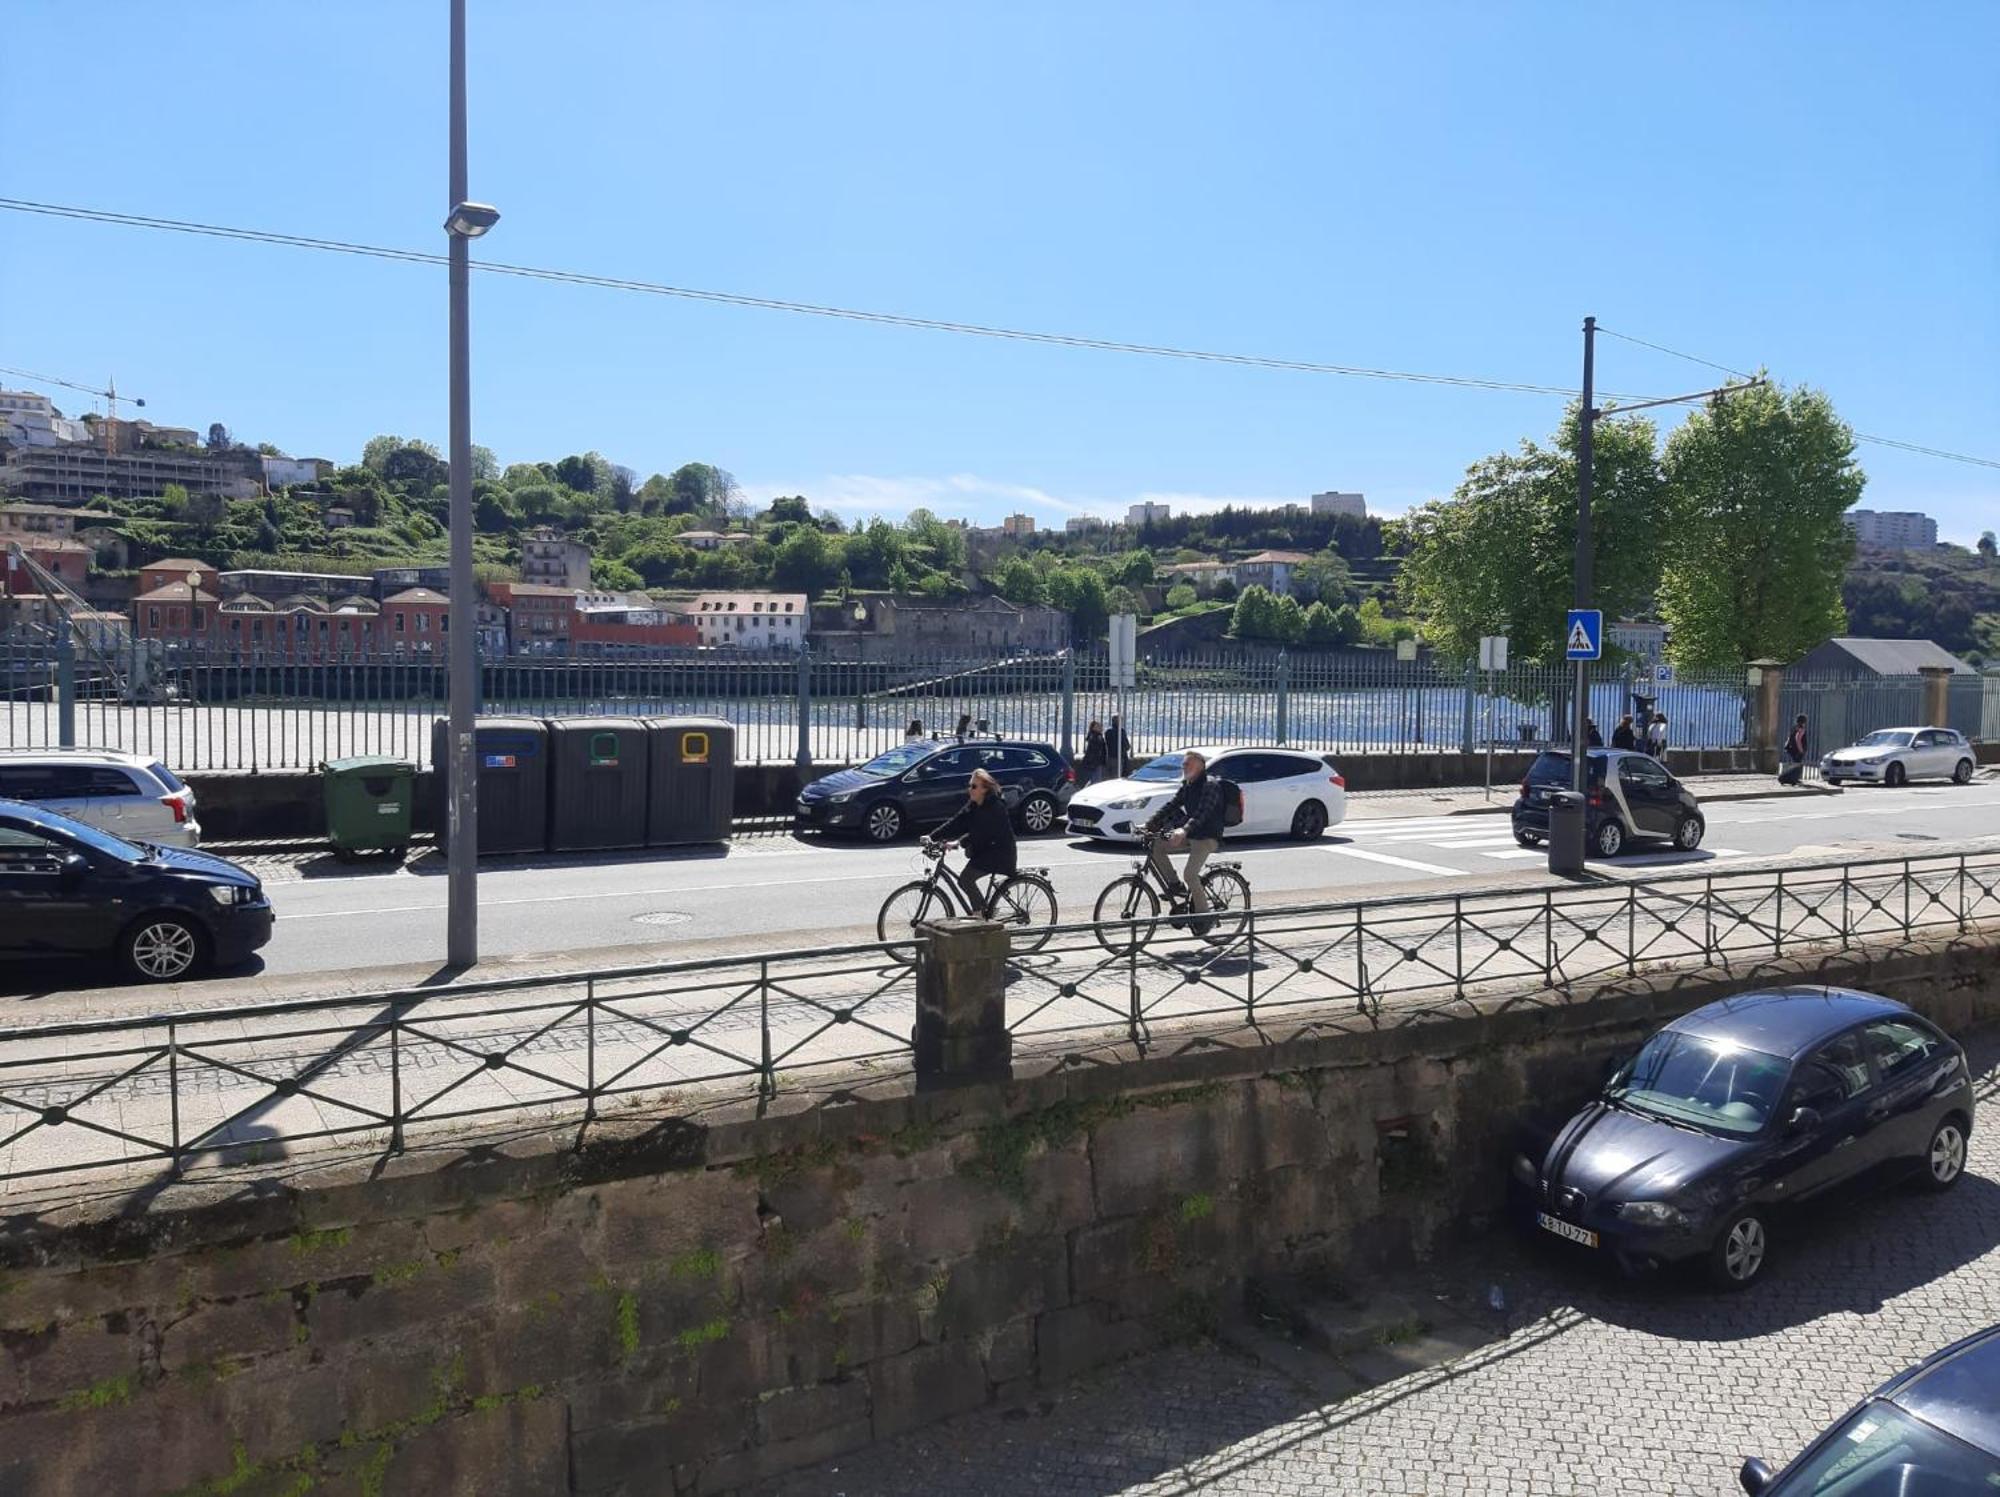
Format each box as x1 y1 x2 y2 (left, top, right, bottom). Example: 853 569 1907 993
1821 727 1978 787
0 749 201 846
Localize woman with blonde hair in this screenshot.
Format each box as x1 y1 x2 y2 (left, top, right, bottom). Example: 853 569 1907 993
928 766 1017 913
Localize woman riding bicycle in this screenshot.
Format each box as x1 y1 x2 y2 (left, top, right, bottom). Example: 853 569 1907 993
928 767 1016 914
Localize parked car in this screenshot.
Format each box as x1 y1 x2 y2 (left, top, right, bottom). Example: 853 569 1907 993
1512 986 1973 1289
1510 748 1704 858
0 748 201 846
0 799 271 981
1065 745 1348 842
1822 726 1978 787
1739 1323 2000 1493
794 738 1074 841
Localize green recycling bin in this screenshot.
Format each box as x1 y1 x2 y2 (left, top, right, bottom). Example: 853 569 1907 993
322 755 416 861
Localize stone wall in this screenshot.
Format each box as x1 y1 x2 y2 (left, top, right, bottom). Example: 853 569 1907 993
2 932 1995 1495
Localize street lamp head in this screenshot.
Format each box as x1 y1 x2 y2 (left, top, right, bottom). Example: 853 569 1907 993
445 201 500 238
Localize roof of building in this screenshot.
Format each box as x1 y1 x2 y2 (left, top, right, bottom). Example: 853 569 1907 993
383 588 448 605
1240 550 1312 564
12 537 92 554
502 583 581 598
219 594 273 613
330 595 380 614
134 582 219 604
1798 637 1974 677
276 594 327 613
142 557 219 574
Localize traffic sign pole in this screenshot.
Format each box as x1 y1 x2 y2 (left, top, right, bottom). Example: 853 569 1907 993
1570 319 1597 798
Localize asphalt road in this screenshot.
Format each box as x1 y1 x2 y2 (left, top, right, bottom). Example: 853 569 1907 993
242 781 2000 978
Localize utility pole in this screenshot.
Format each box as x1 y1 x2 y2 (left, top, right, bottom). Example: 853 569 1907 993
1570 317 1596 795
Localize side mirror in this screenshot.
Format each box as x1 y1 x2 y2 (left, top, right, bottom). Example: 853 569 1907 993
59 853 89 888
1739 1457 1774 1495
1788 1106 1821 1134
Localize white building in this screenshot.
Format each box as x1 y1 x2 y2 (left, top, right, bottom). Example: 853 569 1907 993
0 389 91 448
1126 501 1171 527
261 455 333 489
1846 510 1938 550
690 592 808 650
1064 516 1107 534
1310 491 1366 518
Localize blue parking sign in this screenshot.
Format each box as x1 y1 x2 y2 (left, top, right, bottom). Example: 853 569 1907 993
1564 609 1603 660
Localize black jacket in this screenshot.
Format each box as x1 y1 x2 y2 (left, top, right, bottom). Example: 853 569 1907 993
1611 724 1636 750
1102 725 1130 774
1080 729 1106 769
1785 724 1809 762
934 794 1017 875
1146 772 1227 842
1586 724 1604 748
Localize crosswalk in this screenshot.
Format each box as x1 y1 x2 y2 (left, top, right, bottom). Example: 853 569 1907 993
1324 813 1747 877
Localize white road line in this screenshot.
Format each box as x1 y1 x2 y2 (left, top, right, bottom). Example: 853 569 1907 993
1320 845 1471 877
1480 849 1546 860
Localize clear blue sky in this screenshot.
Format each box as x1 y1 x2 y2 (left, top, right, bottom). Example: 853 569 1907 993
3 2 1995 539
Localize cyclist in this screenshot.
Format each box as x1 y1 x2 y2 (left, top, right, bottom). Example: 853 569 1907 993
1142 750 1227 921
927 767 1017 915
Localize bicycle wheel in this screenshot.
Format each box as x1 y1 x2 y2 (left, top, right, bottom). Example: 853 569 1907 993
878 881 948 964
1195 867 1252 947
990 874 1059 954
1093 875 1160 955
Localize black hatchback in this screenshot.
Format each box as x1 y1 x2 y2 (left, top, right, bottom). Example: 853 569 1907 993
1511 748 1705 859
1513 986 1974 1289
795 738 1075 841
0 798 273 982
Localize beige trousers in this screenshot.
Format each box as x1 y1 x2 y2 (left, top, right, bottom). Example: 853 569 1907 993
1148 830 1218 911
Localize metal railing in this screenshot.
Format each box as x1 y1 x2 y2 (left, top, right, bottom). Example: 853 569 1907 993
2 848 1994 1189
9 632 1988 773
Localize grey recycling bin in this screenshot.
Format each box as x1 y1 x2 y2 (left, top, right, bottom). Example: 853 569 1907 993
645 716 735 845
1546 790 1586 877
547 717 650 853
431 716 551 856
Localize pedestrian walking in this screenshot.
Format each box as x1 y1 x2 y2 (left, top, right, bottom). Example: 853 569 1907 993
1611 714 1636 751
953 712 974 743
1103 714 1131 779
1780 714 1809 786
904 717 926 742
1078 719 1107 787
1586 718 1603 749
1646 714 1669 759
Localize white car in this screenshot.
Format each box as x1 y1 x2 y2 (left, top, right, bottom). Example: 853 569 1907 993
1820 727 1978 787
1066 745 1347 842
0 749 201 846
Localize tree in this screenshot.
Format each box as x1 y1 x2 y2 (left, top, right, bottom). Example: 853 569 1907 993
474 484 517 532
206 422 232 451
512 483 564 526
1046 566 1110 641
765 495 814 526
668 462 736 515
992 555 1046 605
1294 549 1354 607
1980 531 1997 560
362 434 414 474
502 462 548 490
1394 405 1664 663
903 508 967 572
1302 601 1360 648
1165 582 1197 611
1656 381 1861 667
842 520 905 589
1273 594 1307 644
772 524 842 597
1231 584 1282 641
470 445 500 482
382 444 447 488
592 558 644 591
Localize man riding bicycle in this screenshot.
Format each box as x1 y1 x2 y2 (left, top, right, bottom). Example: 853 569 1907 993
927 767 1017 914
1142 750 1226 919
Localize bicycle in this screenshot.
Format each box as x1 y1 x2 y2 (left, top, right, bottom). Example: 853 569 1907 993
877 841 1059 964
1092 833 1251 955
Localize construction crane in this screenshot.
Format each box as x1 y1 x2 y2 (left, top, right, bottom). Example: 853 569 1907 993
5 540 146 704
0 365 144 450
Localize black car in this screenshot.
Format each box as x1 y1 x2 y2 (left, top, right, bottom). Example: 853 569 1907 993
1511 747 1705 858
1514 986 1974 1289
1740 1323 2000 1493
0 798 273 982
795 738 1075 842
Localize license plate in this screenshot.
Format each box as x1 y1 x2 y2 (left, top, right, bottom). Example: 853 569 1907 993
1537 1212 1597 1248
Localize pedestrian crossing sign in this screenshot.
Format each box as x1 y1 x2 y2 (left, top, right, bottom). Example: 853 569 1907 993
1564 609 1603 660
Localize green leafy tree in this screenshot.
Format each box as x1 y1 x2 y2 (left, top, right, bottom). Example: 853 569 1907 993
668 462 736 515
992 555 1047 604
842 520 905 588
1231 584 1281 640
1394 405 1663 663
592 558 644 591
1046 566 1110 641
904 508 968 572
1301 599 1358 648
772 524 842 597
1273 594 1307 644
1113 550 1155 588
382 443 447 488
470 445 500 481
473 483 517 532
1294 549 1354 606
1656 382 1862 667
205 422 232 451
1357 597 1415 646
555 453 613 494
764 495 813 526
1979 531 1997 560
1165 582 1197 611
512 483 565 526
361 435 404 474
501 462 546 490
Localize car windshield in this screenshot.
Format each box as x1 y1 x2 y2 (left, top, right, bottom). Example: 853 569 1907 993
1130 753 1190 782
148 760 188 792
1527 751 1604 785
8 811 145 863
1856 730 1915 748
1606 1031 1791 1136
1767 1400 2000 1495
856 744 935 777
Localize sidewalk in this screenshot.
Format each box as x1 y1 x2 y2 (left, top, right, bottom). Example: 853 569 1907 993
1341 770 1841 821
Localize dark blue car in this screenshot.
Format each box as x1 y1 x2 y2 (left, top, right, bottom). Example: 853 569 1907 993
1514 986 1974 1289
1740 1323 2000 1493
0 798 273 982
795 738 1074 842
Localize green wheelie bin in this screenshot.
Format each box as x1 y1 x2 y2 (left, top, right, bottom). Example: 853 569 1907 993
322 755 416 861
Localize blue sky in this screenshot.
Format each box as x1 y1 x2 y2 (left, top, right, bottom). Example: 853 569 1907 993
3 2 1995 540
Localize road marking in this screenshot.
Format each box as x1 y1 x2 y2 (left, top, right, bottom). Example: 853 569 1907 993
1320 845 1470 877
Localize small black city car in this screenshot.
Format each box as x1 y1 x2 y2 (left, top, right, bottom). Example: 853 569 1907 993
1739 1322 2000 1493
1511 747 1705 859
794 738 1074 842
1512 986 1974 1289
0 798 273 982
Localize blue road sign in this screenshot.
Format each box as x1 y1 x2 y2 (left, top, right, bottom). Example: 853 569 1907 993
1653 662 1675 685
1564 609 1603 660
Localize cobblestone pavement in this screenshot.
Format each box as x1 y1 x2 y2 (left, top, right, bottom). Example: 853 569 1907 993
759 1036 2000 1497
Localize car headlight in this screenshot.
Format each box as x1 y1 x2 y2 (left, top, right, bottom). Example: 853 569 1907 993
207 884 255 907
1510 1153 1538 1185
1104 795 1154 811
1614 1200 1690 1229
828 789 855 802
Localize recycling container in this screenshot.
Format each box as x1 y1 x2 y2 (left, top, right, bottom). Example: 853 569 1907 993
645 716 735 845
430 715 550 856
321 755 414 860
1546 790 1586 877
547 717 650 852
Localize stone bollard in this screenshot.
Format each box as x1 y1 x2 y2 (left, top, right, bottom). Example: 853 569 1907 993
912 917 1011 1087
1747 659 1786 773
1920 665 1953 729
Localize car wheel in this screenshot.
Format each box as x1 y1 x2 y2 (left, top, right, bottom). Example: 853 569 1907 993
1290 800 1328 840
1674 814 1704 851
122 913 206 982
864 802 905 842
1953 758 1975 785
1593 818 1625 858
1920 1115 1969 1191
1016 792 1058 836
1886 761 1907 787
1514 828 1540 848
1706 1210 1770 1290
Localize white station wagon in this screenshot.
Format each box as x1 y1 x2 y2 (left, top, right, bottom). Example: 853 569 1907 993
1065 745 1348 842
0 749 202 846
1821 727 1978 787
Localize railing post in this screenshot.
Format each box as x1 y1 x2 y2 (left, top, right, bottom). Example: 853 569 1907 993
1774 871 1785 958
389 1005 404 1154
1627 884 1638 975
760 958 775 1098
1453 895 1464 999
912 918 1011 1086
584 978 597 1122
167 1018 182 1172
794 648 813 773
1274 650 1290 746
1059 648 1076 761
55 630 76 749
1460 660 1476 755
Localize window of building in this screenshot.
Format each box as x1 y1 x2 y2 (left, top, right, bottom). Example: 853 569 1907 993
192 608 207 629
148 607 161 630
417 614 429 633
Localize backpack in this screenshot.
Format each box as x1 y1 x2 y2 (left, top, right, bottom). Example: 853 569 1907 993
1213 776 1244 828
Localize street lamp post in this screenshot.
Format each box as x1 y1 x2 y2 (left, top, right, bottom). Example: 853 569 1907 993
444 0 498 967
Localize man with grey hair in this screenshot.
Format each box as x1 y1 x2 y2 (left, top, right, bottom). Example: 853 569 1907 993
1142 750 1228 922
